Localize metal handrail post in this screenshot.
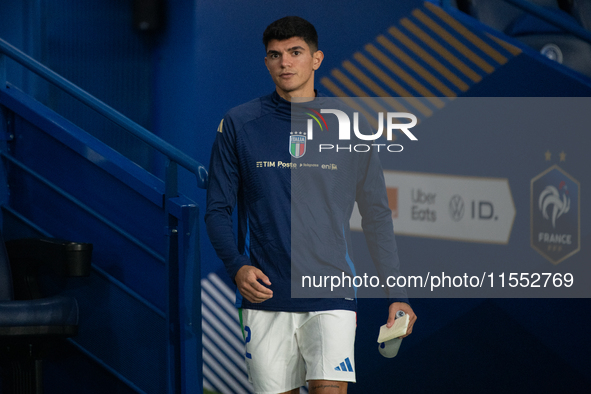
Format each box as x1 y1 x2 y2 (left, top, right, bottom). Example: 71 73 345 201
0 53 6 90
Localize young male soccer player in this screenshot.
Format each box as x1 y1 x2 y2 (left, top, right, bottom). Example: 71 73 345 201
205 16 417 394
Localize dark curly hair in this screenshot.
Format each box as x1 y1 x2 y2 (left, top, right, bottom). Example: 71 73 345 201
262 16 318 52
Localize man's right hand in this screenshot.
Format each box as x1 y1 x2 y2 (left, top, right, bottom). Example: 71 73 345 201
235 265 273 303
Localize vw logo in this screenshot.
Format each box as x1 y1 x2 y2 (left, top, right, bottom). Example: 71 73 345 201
449 195 465 221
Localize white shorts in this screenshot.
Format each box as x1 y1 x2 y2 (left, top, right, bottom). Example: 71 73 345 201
239 309 356 394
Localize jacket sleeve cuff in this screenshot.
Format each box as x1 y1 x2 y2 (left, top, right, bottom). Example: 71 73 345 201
225 254 251 284
388 297 411 307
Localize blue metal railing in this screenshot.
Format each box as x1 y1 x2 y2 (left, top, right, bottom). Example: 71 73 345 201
0 37 204 393
0 37 208 189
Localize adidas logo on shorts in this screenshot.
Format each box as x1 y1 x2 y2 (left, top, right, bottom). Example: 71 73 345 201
334 357 354 372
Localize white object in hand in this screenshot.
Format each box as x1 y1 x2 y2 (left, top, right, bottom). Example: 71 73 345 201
378 310 408 358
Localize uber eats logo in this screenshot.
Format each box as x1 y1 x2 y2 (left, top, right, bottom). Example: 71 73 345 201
290 109 417 157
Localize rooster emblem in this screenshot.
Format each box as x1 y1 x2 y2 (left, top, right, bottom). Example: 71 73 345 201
538 181 570 228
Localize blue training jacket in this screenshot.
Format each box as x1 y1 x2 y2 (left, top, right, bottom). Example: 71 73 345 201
205 91 408 312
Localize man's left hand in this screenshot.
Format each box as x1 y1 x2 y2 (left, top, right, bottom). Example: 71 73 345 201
386 302 416 338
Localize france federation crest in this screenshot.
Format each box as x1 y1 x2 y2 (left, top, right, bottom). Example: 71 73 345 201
290 132 306 158
531 165 580 265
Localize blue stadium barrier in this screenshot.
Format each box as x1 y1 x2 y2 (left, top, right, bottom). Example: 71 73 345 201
0 36 207 394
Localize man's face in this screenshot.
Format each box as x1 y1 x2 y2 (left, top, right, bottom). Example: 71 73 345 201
264 36 324 100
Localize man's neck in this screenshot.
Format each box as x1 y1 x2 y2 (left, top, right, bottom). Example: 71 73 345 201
276 87 316 103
